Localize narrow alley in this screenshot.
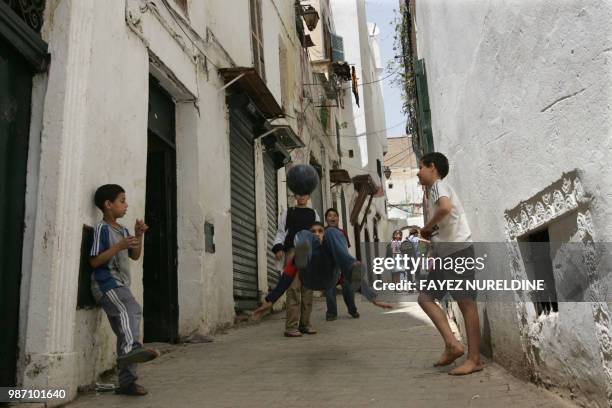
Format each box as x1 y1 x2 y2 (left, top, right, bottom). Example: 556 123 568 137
2 0 611 406
68 297 572 408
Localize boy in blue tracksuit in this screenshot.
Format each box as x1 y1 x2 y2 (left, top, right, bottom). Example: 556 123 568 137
90 184 159 396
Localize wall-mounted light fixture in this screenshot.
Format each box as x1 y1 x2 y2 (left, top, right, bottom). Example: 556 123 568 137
384 166 392 180
300 4 320 31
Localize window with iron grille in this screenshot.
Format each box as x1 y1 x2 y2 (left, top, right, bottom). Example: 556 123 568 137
250 0 265 80
3 0 46 33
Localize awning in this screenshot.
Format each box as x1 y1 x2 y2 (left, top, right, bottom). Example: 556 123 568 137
352 174 378 195
219 67 284 119
330 169 351 184
349 175 379 226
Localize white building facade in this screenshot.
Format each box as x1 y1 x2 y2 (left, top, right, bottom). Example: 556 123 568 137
1 0 346 403
330 0 390 261
402 0 612 405
384 136 423 229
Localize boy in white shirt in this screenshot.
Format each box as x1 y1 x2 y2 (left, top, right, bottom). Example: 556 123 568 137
417 152 483 376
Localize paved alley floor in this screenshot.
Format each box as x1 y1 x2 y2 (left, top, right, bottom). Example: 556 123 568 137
68 296 574 408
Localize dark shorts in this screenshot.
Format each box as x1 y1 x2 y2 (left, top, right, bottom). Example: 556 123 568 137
421 245 477 301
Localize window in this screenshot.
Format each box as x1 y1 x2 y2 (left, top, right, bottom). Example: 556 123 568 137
174 0 187 13
348 149 354 158
279 40 288 109
3 0 46 33
415 59 434 156
331 33 344 62
250 0 265 80
520 228 558 316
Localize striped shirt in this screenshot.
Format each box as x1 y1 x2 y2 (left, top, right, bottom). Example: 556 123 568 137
90 221 132 302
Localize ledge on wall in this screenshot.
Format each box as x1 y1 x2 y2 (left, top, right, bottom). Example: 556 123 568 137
219 67 284 119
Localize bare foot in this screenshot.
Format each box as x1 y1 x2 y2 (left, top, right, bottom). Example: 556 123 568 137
434 343 465 367
448 359 484 375
251 301 273 321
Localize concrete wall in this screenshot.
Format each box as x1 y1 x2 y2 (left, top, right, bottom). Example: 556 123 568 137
413 0 612 405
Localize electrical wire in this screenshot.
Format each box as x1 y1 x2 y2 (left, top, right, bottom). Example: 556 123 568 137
159 0 221 71
382 146 410 163
303 65 401 90
386 139 418 169
336 120 405 138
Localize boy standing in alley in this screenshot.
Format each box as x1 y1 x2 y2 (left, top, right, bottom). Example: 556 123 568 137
90 184 159 395
416 153 483 375
323 208 359 320
272 193 320 337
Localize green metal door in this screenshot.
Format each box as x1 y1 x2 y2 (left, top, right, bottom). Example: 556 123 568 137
0 37 32 387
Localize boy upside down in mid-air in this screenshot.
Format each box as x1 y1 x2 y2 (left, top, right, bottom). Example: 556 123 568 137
253 222 393 319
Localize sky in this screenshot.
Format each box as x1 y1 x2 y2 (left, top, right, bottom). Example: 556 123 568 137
364 0 406 138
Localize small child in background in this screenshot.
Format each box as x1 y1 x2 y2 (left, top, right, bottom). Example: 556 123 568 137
323 208 359 320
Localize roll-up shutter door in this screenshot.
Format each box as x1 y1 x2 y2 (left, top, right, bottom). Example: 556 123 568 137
263 152 279 287
230 109 258 310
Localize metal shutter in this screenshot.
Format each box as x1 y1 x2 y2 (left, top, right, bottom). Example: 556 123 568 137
263 153 279 288
331 33 344 62
230 109 258 310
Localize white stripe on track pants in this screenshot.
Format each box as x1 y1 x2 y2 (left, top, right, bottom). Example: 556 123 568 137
100 286 142 387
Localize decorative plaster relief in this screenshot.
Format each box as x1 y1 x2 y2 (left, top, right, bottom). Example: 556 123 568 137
504 170 612 402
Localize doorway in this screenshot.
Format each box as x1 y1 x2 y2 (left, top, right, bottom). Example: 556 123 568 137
0 37 33 387
143 78 178 343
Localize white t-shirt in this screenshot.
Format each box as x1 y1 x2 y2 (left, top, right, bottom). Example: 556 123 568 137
426 179 472 256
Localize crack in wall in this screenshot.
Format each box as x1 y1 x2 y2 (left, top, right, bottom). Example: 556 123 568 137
540 88 586 113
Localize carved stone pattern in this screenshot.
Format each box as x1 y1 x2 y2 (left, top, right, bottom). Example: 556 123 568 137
505 175 589 240
503 174 612 401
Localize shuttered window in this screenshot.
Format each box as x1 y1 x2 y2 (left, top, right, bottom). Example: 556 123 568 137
331 33 344 62
250 0 265 80
415 58 434 154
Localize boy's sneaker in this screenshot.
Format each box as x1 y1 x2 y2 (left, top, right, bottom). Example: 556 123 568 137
349 311 360 319
294 240 310 270
117 347 160 368
115 382 148 396
326 314 337 321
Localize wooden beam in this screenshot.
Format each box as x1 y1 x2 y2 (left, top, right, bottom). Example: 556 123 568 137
359 194 374 231
349 184 369 226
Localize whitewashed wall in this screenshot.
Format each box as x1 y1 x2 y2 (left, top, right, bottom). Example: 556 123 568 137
17 0 261 402
414 0 612 405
